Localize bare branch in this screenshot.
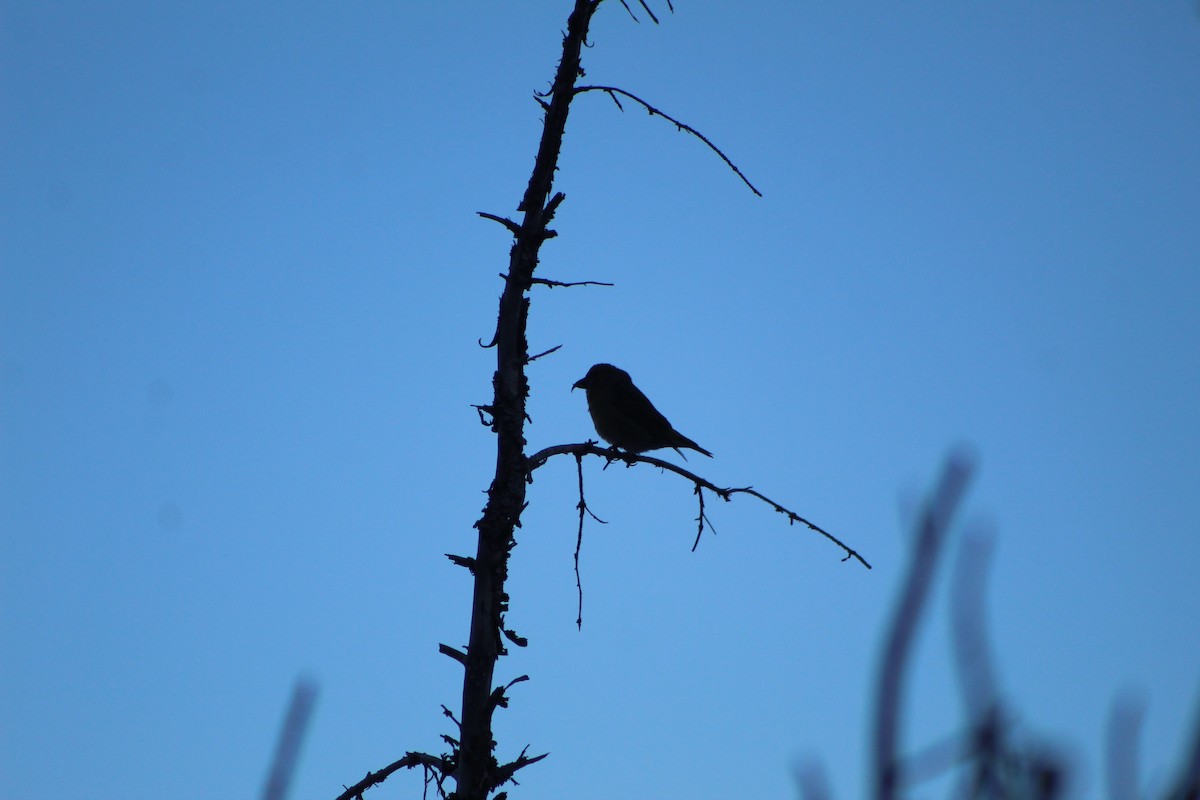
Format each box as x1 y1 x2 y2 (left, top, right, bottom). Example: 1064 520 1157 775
470 404 494 428
543 190 566 221
529 277 615 289
575 84 762 196
335 752 452 800
528 344 563 363
445 553 477 572
476 211 521 237
616 0 663 24
637 0 662 24
262 677 319 800
690 482 718 551
873 448 975 800
571 453 608 628
439 643 467 666
525 442 869 568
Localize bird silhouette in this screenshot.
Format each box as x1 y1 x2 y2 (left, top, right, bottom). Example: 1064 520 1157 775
572 363 712 459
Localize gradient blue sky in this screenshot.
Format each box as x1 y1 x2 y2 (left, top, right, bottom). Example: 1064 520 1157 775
2 3 1199 799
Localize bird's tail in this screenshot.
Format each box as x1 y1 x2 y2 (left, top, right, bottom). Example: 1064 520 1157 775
673 433 713 458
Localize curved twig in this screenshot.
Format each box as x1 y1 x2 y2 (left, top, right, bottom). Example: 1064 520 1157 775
575 85 762 196
335 752 452 800
477 211 521 236
526 442 869 568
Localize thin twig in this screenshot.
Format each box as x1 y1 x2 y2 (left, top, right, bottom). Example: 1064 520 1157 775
636 0 662 24
529 277 615 289
526 442 868 568
528 344 563 363
617 0 661 24
691 483 717 551
575 84 762 196
573 453 607 628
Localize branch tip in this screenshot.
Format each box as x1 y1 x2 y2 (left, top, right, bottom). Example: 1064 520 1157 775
576 85 762 196
477 211 521 236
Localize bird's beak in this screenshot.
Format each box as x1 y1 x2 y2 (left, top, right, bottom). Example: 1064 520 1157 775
571 378 585 392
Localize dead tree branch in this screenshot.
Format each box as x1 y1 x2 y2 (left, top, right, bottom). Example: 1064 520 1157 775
342 3 764 797
575 84 762 196
616 0 671 25
477 212 521 237
335 752 453 800
525 442 870 569
572 452 608 628
529 277 614 289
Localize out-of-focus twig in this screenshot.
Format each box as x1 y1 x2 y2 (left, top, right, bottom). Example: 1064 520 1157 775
1164 693 1200 800
949 528 1004 800
1106 692 1145 800
262 676 319 800
872 448 975 800
574 84 762 196
793 755 833 800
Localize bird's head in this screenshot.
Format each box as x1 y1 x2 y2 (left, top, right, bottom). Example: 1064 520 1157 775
572 363 624 392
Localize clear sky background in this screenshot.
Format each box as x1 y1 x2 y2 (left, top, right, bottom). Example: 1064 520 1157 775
2 2 1198 799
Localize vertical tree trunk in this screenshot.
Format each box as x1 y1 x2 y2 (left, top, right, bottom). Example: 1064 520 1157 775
454 2 599 798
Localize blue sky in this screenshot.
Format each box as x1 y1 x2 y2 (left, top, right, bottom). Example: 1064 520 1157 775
2 2 1198 799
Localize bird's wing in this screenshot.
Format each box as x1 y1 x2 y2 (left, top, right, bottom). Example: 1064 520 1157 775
608 379 675 437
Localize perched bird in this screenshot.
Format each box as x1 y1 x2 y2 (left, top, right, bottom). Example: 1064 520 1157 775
572 363 713 459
